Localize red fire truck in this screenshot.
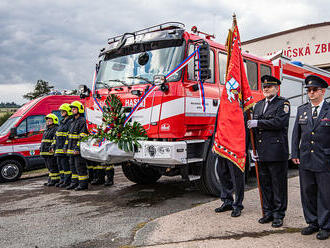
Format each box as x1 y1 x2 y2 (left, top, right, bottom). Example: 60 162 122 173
0 95 80 182
80 22 330 196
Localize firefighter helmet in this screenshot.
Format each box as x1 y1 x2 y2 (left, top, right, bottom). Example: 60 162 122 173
70 101 84 114
59 103 72 116
45 113 59 125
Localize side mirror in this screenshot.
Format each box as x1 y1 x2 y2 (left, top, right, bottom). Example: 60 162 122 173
9 127 17 139
195 43 211 81
79 84 91 99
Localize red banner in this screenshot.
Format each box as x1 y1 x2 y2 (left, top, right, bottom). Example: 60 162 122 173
213 25 254 172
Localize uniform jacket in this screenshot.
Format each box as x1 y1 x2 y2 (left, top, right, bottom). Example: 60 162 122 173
52 116 73 156
40 124 58 156
291 101 330 172
253 95 290 162
64 115 88 156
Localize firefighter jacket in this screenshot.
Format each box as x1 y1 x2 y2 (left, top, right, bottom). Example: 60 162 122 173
64 115 88 156
252 95 290 162
40 124 58 156
51 116 73 156
291 101 330 172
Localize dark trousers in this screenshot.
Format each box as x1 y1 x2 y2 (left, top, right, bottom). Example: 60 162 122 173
75 156 88 187
69 156 78 185
57 156 71 184
44 156 59 182
299 168 330 230
217 157 245 210
258 161 288 219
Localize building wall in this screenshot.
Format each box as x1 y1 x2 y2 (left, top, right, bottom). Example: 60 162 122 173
242 25 330 70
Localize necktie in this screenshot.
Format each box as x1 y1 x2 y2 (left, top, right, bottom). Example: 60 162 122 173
312 106 319 124
263 100 270 114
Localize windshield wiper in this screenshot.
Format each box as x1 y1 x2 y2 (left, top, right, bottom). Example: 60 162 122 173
96 79 128 87
127 76 153 84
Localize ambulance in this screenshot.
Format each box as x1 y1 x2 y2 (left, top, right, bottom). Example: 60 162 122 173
0 95 80 182
80 22 330 196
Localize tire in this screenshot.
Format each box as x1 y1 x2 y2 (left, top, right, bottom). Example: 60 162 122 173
122 161 161 184
198 150 222 197
0 159 23 182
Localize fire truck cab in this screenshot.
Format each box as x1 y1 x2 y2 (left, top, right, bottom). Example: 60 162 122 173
0 95 80 182
81 22 330 196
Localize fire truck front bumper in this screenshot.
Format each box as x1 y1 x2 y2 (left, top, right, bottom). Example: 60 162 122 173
133 140 188 165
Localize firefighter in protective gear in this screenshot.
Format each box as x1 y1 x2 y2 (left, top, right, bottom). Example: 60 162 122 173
64 101 89 190
51 103 73 188
41 114 59 186
90 162 115 186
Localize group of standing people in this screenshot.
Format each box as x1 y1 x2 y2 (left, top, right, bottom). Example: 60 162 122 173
40 101 114 191
214 74 330 240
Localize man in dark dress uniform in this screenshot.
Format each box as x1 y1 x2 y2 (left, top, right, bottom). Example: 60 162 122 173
292 75 330 240
247 75 290 228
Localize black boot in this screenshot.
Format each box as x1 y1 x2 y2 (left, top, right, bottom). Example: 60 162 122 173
88 168 94 183
66 183 78 190
104 168 114 186
91 169 105 185
75 182 88 191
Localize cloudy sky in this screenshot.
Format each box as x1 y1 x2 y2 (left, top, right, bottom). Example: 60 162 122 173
0 0 329 104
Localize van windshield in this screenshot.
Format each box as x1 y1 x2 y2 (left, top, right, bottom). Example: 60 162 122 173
0 117 20 136
95 44 185 89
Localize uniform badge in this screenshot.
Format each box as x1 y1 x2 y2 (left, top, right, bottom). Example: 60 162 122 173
283 104 290 114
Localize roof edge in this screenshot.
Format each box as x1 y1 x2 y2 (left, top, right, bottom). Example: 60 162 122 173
242 22 330 45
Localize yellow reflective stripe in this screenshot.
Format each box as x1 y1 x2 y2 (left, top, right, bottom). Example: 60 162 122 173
51 176 60 180
72 174 78 179
59 170 64 174
42 139 53 143
94 166 105 170
87 166 93 169
55 149 65 154
67 150 74 154
106 165 114 170
52 140 56 145
68 134 80 139
56 132 68 136
77 142 80 147
65 140 68 145
40 152 54 155
64 171 72 175
78 175 89 181
49 173 60 177
80 133 88 137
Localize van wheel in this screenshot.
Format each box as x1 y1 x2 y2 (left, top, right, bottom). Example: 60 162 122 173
198 150 222 197
122 161 161 184
0 159 23 182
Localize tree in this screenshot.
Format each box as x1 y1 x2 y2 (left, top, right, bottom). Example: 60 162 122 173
23 80 54 100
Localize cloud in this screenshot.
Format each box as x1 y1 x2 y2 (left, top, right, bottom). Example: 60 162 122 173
0 0 329 104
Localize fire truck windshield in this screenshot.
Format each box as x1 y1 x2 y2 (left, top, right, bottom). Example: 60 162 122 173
95 44 184 89
0 116 20 136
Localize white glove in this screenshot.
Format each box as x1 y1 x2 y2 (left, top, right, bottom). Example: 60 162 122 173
247 120 258 129
250 150 259 161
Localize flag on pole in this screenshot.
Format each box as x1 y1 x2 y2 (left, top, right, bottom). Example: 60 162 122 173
213 15 254 172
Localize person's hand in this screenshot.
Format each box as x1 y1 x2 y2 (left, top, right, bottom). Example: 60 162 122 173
247 120 258 129
63 149 67 153
250 150 259 161
292 158 300 165
50 148 54 153
74 150 80 155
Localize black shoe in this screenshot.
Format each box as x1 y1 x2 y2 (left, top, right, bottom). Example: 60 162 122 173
75 185 88 191
258 215 274 224
91 178 105 185
55 182 63 187
272 218 283 228
316 230 330 240
104 179 114 187
231 208 241 217
66 183 78 190
301 225 319 235
215 203 233 213
43 182 49 186
46 181 57 187
59 183 70 188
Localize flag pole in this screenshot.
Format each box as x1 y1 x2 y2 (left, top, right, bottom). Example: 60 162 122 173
247 109 264 216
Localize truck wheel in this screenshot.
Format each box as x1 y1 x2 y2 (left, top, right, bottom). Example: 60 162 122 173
122 161 161 184
0 159 23 182
199 150 222 197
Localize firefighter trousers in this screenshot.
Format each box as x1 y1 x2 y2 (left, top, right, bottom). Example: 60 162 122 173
44 156 60 183
70 155 88 188
57 156 71 185
69 156 79 185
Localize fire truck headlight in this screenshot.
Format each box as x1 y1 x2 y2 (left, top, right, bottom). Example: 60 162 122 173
158 146 171 154
153 75 166 85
